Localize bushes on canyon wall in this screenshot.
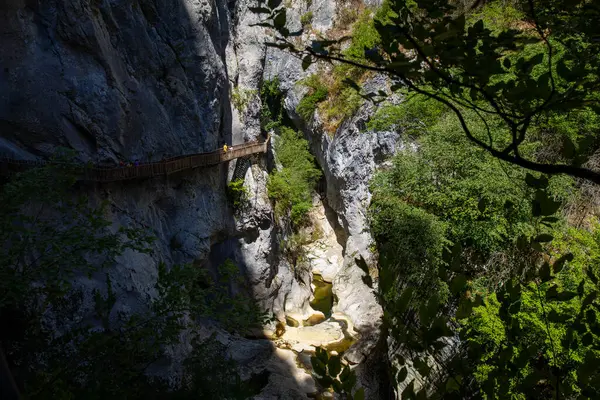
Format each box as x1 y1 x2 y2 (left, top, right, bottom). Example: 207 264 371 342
0 163 265 399
261 78 322 226
296 7 385 133
267 127 321 225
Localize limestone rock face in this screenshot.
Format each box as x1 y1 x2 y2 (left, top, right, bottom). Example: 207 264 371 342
259 2 405 393
1 0 401 397
0 0 233 162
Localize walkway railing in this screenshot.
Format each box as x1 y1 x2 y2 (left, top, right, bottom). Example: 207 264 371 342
0 138 269 183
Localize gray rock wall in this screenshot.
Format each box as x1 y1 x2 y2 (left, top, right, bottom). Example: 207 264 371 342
1 0 402 397
1 0 232 163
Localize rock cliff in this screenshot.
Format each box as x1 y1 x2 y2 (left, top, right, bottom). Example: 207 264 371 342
1 0 400 398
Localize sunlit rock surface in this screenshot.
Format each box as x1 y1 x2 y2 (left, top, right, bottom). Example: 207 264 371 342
1 0 399 397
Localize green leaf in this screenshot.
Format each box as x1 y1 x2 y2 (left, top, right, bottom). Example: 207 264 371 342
456 297 474 319
327 355 342 377
249 7 271 14
556 59 572 79
582 291 598 308
397 287 414 313
586 268 599 285
354 387 365 400
450 274 468 295
446 377 461 392
535 190 561 216
413 358 431 377
586 309 597 324
316 375 333 388
548 309 571 323
342 78 361 92
562 137 576 159
402 380 416 399
516 235 528 250
332 379 343 393
478 197 488 213
342 369 357 392
525 173 548 189
339 365 352 382
530 240 543 252
316 347 329 364
535 234 553 243
553 253 574 274
274 10 286 29
397 355 406 366
557 291 577 302
540 262 552 283
311 356 327 377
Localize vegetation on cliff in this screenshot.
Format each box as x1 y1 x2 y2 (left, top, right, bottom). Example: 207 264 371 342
0 160 266 399
255 0 600 397
262 78 322 226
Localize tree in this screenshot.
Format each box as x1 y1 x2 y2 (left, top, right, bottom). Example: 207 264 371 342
252 0 600 183
250 1 600 398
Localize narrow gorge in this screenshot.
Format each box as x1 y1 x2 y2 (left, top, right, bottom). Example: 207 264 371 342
1 0 395 398
5 0 599 399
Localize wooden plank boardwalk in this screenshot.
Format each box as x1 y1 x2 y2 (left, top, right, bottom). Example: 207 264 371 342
0 138 269 183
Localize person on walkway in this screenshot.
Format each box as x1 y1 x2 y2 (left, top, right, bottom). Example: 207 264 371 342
223 144 228 153
134 159 139 167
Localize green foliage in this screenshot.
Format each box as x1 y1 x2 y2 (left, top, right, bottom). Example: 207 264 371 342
310 347 363 399
253 1 600 397
468 0 525 32
461 223 600 399
0 164 266 398
300 11 313 27
261 77 285 131
343 9 381 61
0 160 154 312
296 9 383 133
267 127 321 226
227 178 249 209
370 195 449 302
231 86 257 115
255 0 600 182
366 94 446 134
296 74 328 121
176 335 267 399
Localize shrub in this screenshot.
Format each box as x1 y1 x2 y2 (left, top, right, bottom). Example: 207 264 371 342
231 86 256 115
366 94 446 133
227 178 248 209
268 127 321 226
300 11 313 27
260 77 285 131
298 9 385 133
296 74 328 121
370 194 449 302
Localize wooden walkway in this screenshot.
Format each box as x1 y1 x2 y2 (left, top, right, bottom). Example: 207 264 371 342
0 138 269 183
